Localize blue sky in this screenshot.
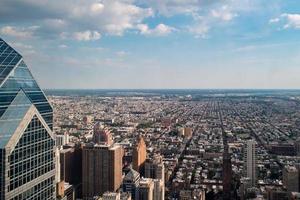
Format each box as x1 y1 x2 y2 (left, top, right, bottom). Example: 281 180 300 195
1 0 300 89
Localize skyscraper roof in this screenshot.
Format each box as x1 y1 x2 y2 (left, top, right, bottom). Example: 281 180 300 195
0 38 22 85
124 168 140 181
0 38 53 129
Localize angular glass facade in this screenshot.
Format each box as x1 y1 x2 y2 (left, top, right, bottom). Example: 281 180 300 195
0 38 55 200
0 39 53 129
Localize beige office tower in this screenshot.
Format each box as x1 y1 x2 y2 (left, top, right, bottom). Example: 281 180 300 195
102 192 121 200
55 147 61 183
144 154 165 200
244 140 257 187
136 178 154 200
82 144 123 199
133 136 147 172
145 154 165 181
283 166 299 192
153 179 164 200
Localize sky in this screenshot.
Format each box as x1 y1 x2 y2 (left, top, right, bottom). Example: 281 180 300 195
1 0 300 89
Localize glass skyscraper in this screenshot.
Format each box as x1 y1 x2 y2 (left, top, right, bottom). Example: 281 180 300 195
0 38 55 199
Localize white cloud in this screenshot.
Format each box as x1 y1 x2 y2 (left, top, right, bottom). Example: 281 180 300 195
0 26 38 38
281 13 300 29
140 0 200 16
116 51 128 57
137 23 175 36
90 2 104 13
99 1 154 35
73 30 101 41
211 6 237 21
187 14 210 38
0 0 275 40
136 24 148 34
269 18 280 24
269 13 300 30
43 19 67 29
155 24 175 35
186 3 240 38
0 0 154 39
11 42 33 50
59 44 68 48
9 42 36 56
188 23 210 38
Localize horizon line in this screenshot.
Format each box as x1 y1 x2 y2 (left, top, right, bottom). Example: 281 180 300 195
44 88 300 90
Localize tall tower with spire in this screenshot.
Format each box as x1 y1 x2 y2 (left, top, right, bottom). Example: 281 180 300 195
0 38 55 199
132 136 147 173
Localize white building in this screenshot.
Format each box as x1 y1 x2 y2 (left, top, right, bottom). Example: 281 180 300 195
153 179 164 200
244 140 257 187
56 133 70 147
102 192 121 200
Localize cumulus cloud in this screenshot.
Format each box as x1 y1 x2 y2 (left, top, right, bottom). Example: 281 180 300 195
0 0 273 40
59 44 68 48
269 13 300 30
188 24 210 38
73 31 101 41
269 18 280 24
11 42 33 50
137 23 175 36
0 0 154 39
9 42 36 56
90 2 105 13
211 6 237 21
186 3 239 38
139 0 219 16
0 26 38 38
281 13 300 29
99 1 153 35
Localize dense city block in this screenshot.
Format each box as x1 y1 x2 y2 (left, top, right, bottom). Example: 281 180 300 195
48 90 300 200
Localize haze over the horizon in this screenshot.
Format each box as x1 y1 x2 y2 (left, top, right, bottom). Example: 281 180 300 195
1 0 300 89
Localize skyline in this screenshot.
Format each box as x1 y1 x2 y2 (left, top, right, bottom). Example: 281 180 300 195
2 36 300 199
1 0 300 89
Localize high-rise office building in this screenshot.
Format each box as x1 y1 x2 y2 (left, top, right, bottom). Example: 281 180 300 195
56 133 70 148
144 154 165 200
153 179 164 200
102 192 121 200
123 168 140 199
222 145 232 200
0 38 55 199
295 138 300 156
57 181 75 200
59 144 82 186
145 154 164 182
133 136 147 173
136 178 154 200
283 166 299 192
244 140 257 187
82 144 123 199
60 148 74 183
58 144 82 198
